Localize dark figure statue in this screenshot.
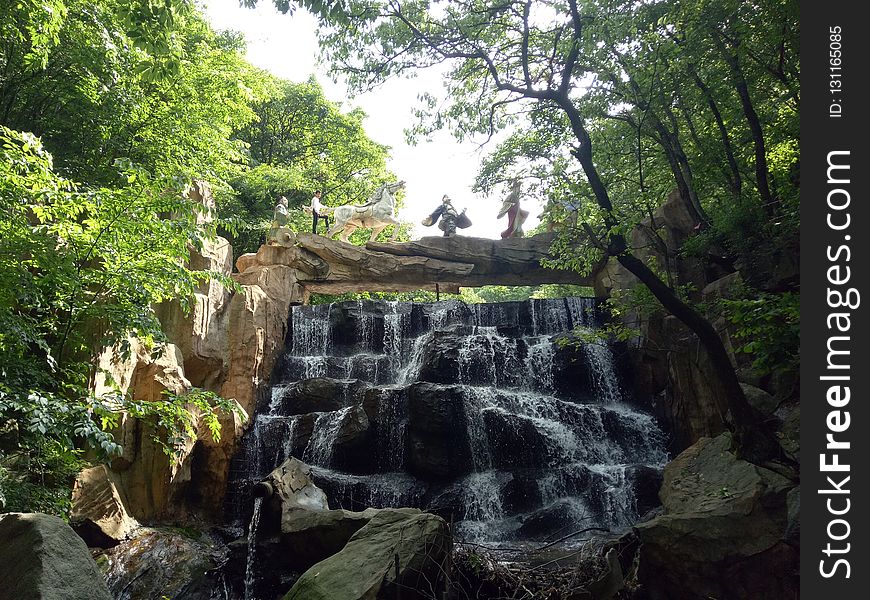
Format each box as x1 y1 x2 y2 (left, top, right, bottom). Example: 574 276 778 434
422 195 471 237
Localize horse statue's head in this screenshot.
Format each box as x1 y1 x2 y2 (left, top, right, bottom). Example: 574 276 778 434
371 180 405 206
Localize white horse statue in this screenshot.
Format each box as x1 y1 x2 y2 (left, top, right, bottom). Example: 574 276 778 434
322 181 405 242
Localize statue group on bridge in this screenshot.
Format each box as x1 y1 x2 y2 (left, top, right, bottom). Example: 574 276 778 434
267 177 534 246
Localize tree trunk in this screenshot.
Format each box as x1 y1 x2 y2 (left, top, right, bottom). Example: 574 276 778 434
562 99 779 463
689 66 743 199
713 30 778 215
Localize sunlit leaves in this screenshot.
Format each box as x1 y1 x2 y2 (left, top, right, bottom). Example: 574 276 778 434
121 388 246 464
0 0 68 69
0 125 238 512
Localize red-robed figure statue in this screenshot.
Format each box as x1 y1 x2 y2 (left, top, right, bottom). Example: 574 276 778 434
497 180 529 238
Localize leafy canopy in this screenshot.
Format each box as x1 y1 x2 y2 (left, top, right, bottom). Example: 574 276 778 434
0 0 266 513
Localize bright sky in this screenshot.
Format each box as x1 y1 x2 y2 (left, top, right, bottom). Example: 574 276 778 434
202 0 543 239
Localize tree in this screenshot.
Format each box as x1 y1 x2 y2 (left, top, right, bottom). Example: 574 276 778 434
0 126 241 513
311 0 798 462
0 0 262 512
226 76 397 254
1 0 265 187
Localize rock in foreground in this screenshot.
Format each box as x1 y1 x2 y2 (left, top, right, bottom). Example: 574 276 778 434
284 509 451 600
0 512 112 600
618 433 798 599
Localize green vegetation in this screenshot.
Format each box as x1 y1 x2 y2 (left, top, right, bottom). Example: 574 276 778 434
1 0 800 512
226 76 400 255
0 0 392 514
310 284 595 305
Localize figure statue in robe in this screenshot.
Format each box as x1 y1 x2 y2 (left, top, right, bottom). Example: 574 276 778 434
497 180 529 238
267 196 290 244
421 195 471 237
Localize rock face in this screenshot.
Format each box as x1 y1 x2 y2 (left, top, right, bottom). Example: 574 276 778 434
284 509 451 600
90 338 203 522
595 190 798 457
623 433 798 599
70 465 139 548
593 189 705 298
0 512 112 600
79 182 299 526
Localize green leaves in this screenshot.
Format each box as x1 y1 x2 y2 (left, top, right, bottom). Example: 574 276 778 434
226 77 395 255
719 291 799 375
0 0 68 69
120 388 246 464
0 125 235 513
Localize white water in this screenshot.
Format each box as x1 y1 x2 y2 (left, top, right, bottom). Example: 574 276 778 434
302 407 353 467
243 496 263 600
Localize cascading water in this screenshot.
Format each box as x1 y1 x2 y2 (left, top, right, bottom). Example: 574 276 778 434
243 496 263 600
228 297 668 548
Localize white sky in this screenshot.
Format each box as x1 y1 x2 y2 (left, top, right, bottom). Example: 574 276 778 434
202 0 543 239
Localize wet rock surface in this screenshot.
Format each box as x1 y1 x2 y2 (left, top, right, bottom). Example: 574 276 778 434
614 433 798 600
283 509 450 600
101 527 227 600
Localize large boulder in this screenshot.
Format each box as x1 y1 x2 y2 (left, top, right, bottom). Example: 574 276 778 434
101 527 227 600
629 433 798 599
0 512 112 600
284 509 451 600
276 507 386 571
237 460 442 596
249 458 386 571
256 458 329 535
88 339 208 522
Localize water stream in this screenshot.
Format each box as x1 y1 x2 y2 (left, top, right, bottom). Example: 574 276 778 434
243 496 263 600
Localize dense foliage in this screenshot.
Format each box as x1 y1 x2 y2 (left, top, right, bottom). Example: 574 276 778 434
226 76 399 254
0 0 393 514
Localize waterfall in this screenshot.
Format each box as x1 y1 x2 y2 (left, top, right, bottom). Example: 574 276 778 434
375 389 406 471
524 337 555 391
302 407 352 467
291 304 332 356
396 331 432 385
229 297 668 547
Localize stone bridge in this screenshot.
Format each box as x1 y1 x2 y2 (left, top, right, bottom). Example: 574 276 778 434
234 231 597 300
